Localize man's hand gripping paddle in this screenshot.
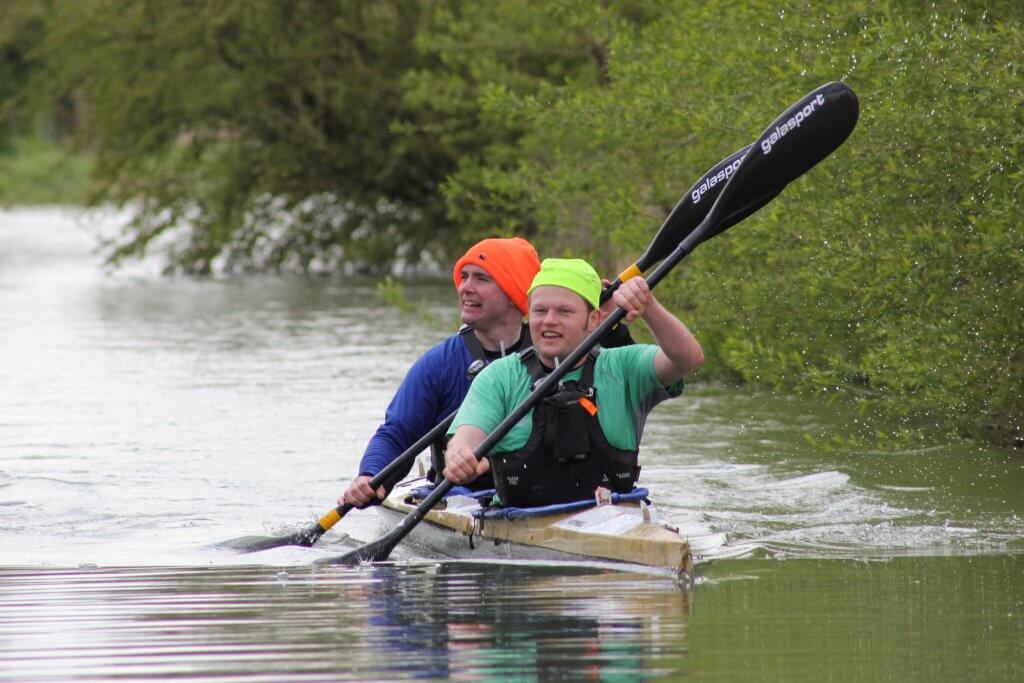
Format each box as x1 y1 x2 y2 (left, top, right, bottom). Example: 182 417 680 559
319 81 859 567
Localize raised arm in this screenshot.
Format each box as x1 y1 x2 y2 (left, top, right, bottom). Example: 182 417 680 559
612 277 704 386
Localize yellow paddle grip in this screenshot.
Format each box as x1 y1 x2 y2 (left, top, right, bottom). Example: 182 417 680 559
616 263 643 282
319 508 342 530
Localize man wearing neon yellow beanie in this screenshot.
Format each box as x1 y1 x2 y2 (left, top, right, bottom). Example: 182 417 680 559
444 258 704 507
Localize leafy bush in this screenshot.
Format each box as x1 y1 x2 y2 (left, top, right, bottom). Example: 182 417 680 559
463 1 1023 446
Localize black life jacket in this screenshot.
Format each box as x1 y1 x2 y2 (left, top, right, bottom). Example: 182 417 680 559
426 323 531 487
486 348 640 508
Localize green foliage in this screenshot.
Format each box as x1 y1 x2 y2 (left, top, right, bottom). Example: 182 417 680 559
24 0 657 273
0 135 92 204
403 0 664 251
0 0 50 147
32 1 454 272
376 274 443 327
376 275 415 314
464 1 1023 447
2 0 1020 446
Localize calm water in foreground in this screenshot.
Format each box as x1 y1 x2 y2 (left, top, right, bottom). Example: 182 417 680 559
1 208 1021 681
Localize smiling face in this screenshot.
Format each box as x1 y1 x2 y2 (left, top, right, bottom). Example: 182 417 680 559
457 264 514 329
528 285 601 366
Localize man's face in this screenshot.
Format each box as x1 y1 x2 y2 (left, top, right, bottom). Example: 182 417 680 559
457 264 513 329
528 285 599 365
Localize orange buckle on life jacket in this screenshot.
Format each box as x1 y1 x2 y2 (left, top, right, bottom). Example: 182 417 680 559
577 396 597 416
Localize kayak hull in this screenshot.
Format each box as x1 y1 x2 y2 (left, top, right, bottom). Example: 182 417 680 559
377 478 693 579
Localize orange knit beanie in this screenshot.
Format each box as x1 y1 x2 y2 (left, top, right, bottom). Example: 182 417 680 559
452 237 540 315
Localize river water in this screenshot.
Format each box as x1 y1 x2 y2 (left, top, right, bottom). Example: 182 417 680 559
1 207 1021 681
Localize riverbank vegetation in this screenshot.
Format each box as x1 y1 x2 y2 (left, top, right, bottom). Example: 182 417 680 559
1 1 1020 447
0 2 90 203
0 136 92 204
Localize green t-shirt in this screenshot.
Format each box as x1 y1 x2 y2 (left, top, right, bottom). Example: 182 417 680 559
448 345 683 453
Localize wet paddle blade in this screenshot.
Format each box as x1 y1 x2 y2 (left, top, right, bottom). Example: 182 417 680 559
663 81 858 260
601 145 770 303
211 517 335 552
320 479 455 565
315 533 397 566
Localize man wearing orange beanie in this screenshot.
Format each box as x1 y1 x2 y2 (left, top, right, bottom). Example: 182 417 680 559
340 237 542 506
450 236 540 346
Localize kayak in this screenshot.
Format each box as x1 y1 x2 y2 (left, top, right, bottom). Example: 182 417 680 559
376 477 693 580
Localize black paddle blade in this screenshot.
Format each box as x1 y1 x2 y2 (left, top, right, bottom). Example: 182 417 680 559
599 145 772 305
316 532 397 567
218 504 352 553
212 524 327 552
698 186 782 246
717 81 858 226
320 477 454 565
677 81 858 255
635 144 753 272
624 82 857 276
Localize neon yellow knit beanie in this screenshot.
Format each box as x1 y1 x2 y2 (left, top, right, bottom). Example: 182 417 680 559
527 258 601 309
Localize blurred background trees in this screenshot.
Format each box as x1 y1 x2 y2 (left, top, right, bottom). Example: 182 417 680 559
0 0 1020 446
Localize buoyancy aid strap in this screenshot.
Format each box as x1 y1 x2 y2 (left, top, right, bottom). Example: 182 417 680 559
578 350 596 395
522 346 601 389
519 348 601 464
460 323 532 369
517 323 533 353
458 324 488 366
429 325 488 483
430 323 530 485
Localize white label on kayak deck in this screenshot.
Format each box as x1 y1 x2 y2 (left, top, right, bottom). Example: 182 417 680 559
444 495 481 510
553 505 643 536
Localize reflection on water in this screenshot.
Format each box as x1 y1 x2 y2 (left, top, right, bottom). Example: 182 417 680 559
0 563 690 682
1 557 1021 681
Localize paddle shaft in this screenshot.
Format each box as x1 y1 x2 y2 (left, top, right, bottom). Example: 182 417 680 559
312 408 458 534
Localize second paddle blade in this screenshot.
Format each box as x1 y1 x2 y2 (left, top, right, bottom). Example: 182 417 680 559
316 535 395 567
212 526 325 552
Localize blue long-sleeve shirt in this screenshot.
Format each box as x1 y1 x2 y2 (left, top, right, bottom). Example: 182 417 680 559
357 333 475 480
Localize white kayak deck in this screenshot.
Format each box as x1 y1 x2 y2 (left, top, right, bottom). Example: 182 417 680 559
377 478 693 579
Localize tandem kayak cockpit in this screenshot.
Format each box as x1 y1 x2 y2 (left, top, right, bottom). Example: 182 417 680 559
376 477 694 580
